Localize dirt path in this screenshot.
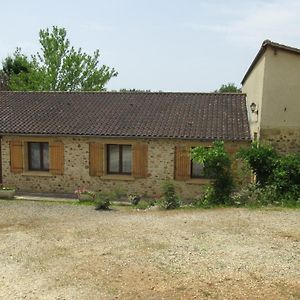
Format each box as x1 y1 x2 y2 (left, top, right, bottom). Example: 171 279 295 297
0 200 299 299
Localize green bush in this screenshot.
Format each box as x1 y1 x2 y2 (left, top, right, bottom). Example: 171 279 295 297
232 183 300 207
94 193 111 210
271 154 300 194
191 141 234 204
237 142 300 204
135 199 150 210
109 187 126 201
160 181 180 209
237 142 278 186
193 186 215 208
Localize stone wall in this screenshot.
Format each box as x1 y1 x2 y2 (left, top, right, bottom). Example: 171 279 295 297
1 136 248 200
260 127 300 154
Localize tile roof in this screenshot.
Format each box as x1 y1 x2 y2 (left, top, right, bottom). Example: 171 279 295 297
0 91 250 141
242 40 300 84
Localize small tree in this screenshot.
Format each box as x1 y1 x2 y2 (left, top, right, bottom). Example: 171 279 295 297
1 26 117 91
160 181 180 209
0 48 36 90
191 141 234 204
236 142 278 186
216 83 241 93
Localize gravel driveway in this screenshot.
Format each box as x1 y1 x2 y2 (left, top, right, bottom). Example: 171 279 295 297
0 200 299 299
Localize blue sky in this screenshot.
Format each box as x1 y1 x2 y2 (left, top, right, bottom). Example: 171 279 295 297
1 0 300 91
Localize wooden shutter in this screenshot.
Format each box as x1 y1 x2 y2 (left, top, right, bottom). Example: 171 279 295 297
10 140 24 173
50 141 64 175
175 146 190 180
132 143 148 178
89 143 104 176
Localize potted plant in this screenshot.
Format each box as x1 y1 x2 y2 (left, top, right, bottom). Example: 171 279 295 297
0 185 16 199
74 188 96 202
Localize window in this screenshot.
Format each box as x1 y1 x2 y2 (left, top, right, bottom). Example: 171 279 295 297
191 160 205 178
28 142 49 171
107 144 132 175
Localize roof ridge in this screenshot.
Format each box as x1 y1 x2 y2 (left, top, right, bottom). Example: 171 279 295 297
262 39 300 53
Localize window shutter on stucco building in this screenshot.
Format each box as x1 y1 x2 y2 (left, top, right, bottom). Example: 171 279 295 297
50 141 64 175
10 140 24 173
89 143 104 176
175 146 190 180
132 143 148 178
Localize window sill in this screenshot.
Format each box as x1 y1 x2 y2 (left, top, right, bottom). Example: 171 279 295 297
186 178 212 185
22 171 53 177
101 175 135 181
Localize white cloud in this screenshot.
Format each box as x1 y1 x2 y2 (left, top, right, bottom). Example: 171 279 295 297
183 0 300 49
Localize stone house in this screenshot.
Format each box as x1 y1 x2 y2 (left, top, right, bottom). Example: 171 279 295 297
1 39 299 198
0 92 250 198
242 40 300 154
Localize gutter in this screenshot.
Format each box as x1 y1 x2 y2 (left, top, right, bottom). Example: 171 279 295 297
0 132 251 142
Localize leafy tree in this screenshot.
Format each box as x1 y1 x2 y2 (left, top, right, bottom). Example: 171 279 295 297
191 141 234 204
0 48 35 90
216 83 241 93
1 26 117 91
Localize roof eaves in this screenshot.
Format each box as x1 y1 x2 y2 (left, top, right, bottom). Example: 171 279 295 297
0 131 251 141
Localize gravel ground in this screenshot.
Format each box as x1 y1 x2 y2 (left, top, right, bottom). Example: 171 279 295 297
0 200 299 300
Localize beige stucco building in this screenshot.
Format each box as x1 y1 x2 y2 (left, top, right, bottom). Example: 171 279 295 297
242 40 300 153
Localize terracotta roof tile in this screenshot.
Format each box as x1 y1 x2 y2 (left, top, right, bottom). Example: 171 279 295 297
0 91 251 141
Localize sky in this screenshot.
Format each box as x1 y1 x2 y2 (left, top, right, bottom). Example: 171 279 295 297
0 0 300 92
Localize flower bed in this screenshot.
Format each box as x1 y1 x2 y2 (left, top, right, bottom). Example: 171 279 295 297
74 188 96 202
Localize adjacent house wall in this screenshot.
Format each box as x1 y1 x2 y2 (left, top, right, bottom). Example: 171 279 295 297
1 135 248 199
242 55 266 140
262 48 300 128
260 48 300 153
243 47 300 153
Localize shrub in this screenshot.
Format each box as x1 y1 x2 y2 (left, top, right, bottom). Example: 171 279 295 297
128 194 141 205
237 143 300 204
110 187 126 201
232 183 299 207
0 185 15 191
160 181 180 209
231 183 258 206
135 199 150 210
237 142 278 186
193 186 215 208
74 188 96 200
94 193 111 210
191 141 234 204
271 154 300 194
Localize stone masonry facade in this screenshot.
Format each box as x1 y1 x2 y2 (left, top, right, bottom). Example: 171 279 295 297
260 128 300 154
1 136 247 199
